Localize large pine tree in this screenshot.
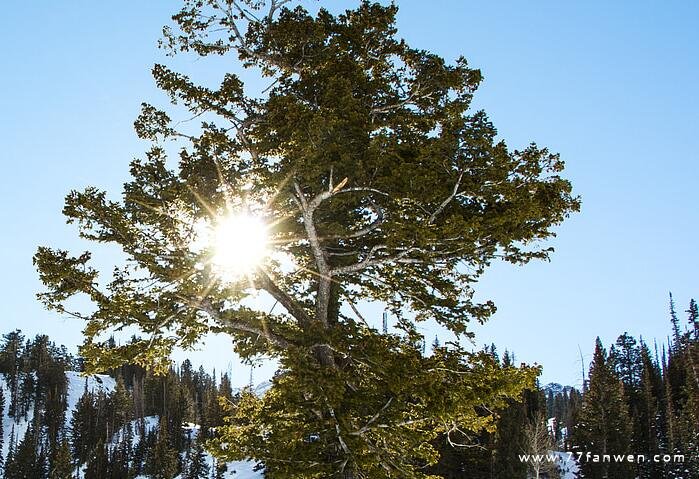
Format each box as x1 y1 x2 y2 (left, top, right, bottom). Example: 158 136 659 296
33 2 579 476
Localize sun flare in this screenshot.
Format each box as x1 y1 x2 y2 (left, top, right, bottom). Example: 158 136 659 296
195 212 269 280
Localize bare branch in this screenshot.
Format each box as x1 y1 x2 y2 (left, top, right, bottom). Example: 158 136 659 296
255 269 311 327
350 397 393 436
345 296 371 328
429 171 463 223
331 246 423 275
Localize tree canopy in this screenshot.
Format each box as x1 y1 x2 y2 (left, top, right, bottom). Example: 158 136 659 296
35 1 579 477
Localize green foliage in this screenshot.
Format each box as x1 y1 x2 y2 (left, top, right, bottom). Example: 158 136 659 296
145 422 179 479
48 439 73 479
184 440 210 479
572 338 634 479
34 0 578 476
209 333 538 477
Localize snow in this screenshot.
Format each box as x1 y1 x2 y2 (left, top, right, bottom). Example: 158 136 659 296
1 374 34 460
1 372 263 478
552 451 580 479
231 379 273 398
64 370 116 423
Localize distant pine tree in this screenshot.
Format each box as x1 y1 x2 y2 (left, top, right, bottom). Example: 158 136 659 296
48 439 73 479
687 299 699 341
184 439 210 479
669 293 682 350
431 335 441 351
71 391 97 465
572 338 634 479
11 424 44 479
84 440 109 479
2 425 16 479
145 421 179 479
637 342 665 479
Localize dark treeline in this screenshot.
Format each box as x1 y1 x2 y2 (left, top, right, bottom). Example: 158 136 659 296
569 295 699 479
0 332 235 478
426 295 699 479
0 295 697 479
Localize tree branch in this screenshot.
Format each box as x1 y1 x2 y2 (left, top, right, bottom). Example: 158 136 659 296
429 171 463 223
255 269 311 327
197 298 290 349
293 180 332 325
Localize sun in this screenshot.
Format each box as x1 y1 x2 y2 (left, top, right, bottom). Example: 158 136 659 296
206 212 269 280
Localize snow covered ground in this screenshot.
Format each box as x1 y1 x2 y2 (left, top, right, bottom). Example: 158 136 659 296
1 372 263 479
64 370 116 423
552 451 580 479
1 373 32 460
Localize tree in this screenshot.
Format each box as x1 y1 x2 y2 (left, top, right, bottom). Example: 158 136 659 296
49 439 74 479
522 411 558 479
11 424 45 479
687 299 699 341
145 421 179 479
3 426 16 479
84 440 109 479
34 1 578 477
70 391 97 466
0 330 25 418
572 338 633 479
184 440 210 479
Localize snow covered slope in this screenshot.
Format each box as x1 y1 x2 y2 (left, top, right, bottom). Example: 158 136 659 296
1 372 263 479
1 371 114 460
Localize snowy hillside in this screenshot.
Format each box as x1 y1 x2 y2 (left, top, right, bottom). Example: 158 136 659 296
1 371 114 460
1 372 263 479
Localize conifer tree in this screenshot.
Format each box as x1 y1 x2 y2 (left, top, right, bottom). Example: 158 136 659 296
70 391 97 466
184 439 210 479
145 421 179 479
107 440 131 479
131 428 152 477
637 342 664 479
110 375 132 436
34 1 578 476
687 299 699 341
49 439 74 479
2 425 16 479
572 338 633 479
492 397 528 479
12 424 44 479
1 330 24 418
669 293 682 349
84 440 109 479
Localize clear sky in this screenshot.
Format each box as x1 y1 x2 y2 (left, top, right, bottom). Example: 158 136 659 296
1 1 697 388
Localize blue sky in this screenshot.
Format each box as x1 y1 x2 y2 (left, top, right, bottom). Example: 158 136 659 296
1 1 697 387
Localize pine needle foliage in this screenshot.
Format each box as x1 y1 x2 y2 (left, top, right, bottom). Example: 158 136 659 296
34 1 579 476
